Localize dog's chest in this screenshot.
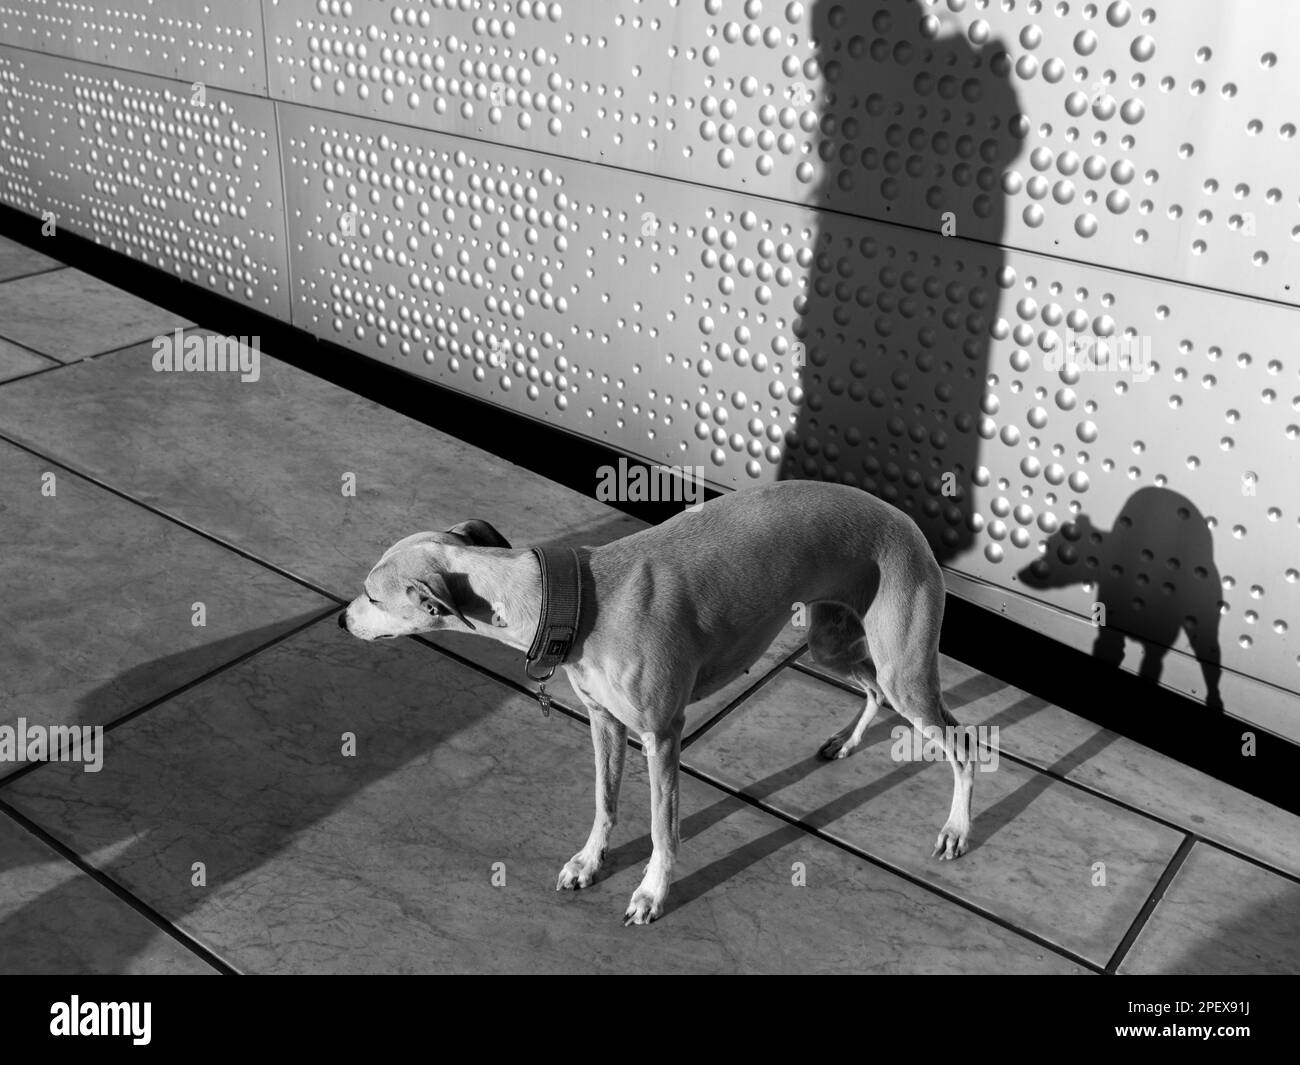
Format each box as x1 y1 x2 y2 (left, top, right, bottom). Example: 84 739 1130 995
564 663 647 729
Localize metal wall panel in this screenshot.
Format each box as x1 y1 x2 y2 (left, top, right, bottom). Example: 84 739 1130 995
264 0 1300 305
0 0 268 95
0 2 1294 735
0 46 289 316
278 101 1297 726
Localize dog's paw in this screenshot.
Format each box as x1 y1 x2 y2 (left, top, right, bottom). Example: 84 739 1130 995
556 850 604 891
817 728 862 761
622 886 666 926
931 822 971 861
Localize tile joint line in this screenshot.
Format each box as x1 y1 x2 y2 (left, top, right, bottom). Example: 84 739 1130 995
1103 833 1197 974
0 795 242 975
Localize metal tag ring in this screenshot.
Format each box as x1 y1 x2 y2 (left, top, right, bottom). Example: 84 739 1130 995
524 658 557 684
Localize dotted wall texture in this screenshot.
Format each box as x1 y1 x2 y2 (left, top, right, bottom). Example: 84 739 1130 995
1 0 1296 732
263 0 1299 305
0 46 289 314
0 0 268 94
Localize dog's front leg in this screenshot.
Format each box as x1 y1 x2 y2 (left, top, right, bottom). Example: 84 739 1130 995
557 705 627 891
623 719 683 926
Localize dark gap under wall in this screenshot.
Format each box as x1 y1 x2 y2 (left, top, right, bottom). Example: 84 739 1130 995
3 204 1294 815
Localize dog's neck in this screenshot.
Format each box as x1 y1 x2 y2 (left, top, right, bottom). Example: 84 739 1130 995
453 548 544 653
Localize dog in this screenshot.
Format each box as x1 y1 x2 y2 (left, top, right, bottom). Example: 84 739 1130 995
341 480 973 925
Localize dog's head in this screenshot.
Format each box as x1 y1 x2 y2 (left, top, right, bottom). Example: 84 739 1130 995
1016 514 1096 590
340 519 511 641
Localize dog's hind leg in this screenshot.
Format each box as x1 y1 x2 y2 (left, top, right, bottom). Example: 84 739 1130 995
880 667 973 859
809 603 886 761
870 581 975 860
817 683 883 761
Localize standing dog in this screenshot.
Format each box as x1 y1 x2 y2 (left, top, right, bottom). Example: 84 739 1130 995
341 480 972 924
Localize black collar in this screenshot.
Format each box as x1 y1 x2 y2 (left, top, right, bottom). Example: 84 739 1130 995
524 548 583 712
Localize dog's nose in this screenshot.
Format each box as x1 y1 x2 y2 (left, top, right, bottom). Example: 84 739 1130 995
337 611 348 631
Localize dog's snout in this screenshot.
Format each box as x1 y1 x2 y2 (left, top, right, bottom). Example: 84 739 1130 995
337 610 348 631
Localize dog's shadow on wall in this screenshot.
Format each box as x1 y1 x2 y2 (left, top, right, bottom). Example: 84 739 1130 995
1016 486 1225 711
786 0 1022 563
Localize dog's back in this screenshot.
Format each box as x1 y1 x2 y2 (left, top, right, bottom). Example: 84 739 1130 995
578 480 941 705
590 479 936 616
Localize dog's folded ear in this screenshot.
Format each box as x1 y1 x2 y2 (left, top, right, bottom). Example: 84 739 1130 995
445 518 511 549
407 573 475 629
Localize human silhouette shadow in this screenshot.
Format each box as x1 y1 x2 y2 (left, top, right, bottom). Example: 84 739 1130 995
786 1 1021 563
1016 487 1225 711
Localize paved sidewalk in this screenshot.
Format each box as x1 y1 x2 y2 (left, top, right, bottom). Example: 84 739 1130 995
0 234 1296 973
